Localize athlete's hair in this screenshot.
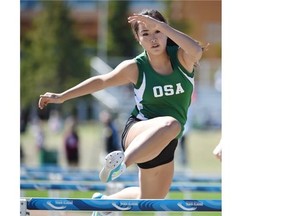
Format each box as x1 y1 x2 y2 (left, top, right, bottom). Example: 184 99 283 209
130 9 177 46
130 9 208 51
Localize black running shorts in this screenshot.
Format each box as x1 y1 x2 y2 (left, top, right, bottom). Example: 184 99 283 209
121 115 178 169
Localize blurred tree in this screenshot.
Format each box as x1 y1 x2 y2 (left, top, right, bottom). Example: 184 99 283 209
164 1 191 36
107 0 137 57
20 1 90 110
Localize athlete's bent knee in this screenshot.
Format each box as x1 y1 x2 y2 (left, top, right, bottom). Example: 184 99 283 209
162 116 181 135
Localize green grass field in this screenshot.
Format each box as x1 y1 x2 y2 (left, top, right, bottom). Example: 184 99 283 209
21 121 221 174
21 121 221 216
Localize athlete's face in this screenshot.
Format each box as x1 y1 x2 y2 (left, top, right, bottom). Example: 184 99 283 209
137 23 167 55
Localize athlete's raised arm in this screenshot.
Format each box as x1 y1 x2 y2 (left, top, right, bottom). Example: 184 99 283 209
128 13 204 71
38 59 138 109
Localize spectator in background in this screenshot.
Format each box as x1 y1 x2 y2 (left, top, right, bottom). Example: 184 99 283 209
64 116 80 167
48 109 63 133
20 108 30 134
99 110 121 153
20 108 30 164
178 91 196 167
31 119 46 165
178 107 192 167
20 145 24 164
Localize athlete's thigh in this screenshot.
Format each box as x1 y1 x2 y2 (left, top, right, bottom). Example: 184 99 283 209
138 160 174 198
124 116 177 148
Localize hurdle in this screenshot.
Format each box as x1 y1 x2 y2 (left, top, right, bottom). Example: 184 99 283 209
20 198 221 216
21 165 221 180
21 170 221 183
20 182 221 192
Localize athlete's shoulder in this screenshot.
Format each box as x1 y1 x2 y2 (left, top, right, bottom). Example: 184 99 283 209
116 59 138 85
119 59 138 71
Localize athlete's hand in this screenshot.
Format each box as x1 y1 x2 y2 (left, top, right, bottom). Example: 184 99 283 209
213 143 222 162
38 92 63 109
128 14 162 30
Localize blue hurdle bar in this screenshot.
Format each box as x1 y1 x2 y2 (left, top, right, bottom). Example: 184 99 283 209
21 165 221 183
21 172 221 183
22 198 221 212
20 182 221 192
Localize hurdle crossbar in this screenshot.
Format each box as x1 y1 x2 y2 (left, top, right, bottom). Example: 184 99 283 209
20 182 221 192
21 198 221 213
21 166 221 183
21 172 221 183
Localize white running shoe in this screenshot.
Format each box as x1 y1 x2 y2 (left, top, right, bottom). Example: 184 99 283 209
91 192 113 216
99 151 126 182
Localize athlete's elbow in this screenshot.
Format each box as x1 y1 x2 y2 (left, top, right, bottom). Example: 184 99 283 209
191 47 203 63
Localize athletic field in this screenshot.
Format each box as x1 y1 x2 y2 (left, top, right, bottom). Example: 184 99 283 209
21 121 221 216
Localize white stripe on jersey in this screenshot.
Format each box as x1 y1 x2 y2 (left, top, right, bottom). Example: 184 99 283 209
134 73 147 120
180 70 194 86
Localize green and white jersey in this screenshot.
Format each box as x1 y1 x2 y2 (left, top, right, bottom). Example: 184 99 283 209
131 46 195 137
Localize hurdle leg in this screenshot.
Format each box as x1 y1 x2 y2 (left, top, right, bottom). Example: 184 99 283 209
106 182 124 216
20 198 28 216
183 191 192 216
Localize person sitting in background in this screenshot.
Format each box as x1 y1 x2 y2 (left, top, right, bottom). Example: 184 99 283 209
99 110 121 154
64 116 80 167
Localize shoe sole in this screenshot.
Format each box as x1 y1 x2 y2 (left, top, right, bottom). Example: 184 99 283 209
99 151 124 182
